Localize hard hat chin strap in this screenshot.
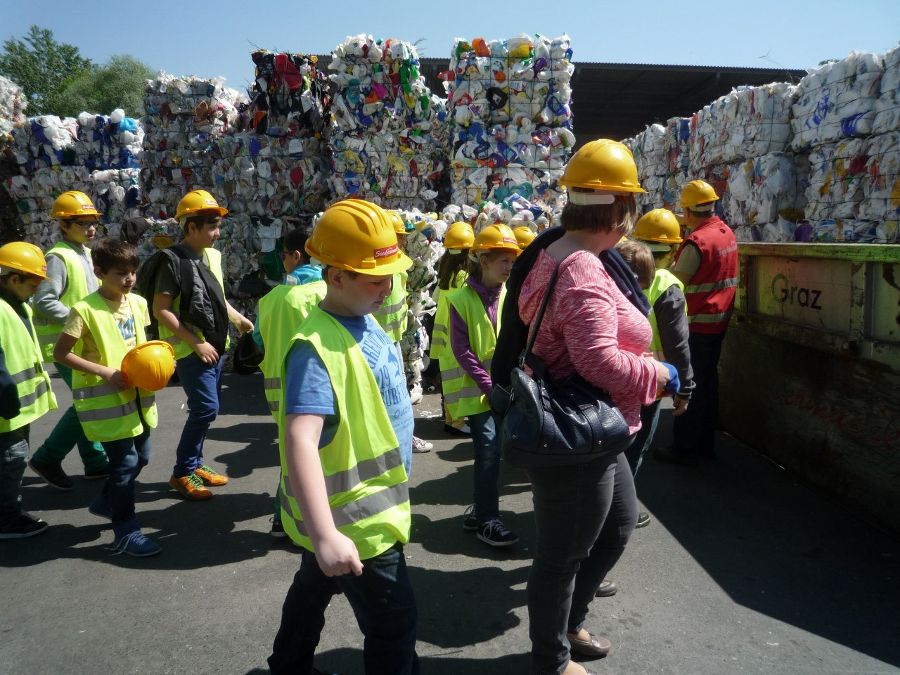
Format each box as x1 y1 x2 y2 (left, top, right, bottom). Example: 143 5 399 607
567 191 617 206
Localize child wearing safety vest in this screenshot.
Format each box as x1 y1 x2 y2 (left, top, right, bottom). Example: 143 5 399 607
432 221 474 435
444 223 520 548
30 191 109 490
268 199 418 675
618 208 694 482
53 238 161 557
0 243 58 539
253 226 326 539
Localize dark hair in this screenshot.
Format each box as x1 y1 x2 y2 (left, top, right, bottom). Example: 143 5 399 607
560 192 638 235
437 250 468 290
92 238 139 273
182 212 221 234
615 239 656 289
283 228 310 263
321 265 358 285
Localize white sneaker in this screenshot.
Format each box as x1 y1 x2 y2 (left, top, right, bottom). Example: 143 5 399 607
411 436 433 453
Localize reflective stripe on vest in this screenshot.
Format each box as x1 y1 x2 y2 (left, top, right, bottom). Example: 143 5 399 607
33 242 93 361
430 270 468 361
70 292 159 442
684 277 738 294
0 302 57 431
258 281 327 422
0 300 57 432
277 306 411 560
158 248 228 359
373 271 408 343
441 284 504 420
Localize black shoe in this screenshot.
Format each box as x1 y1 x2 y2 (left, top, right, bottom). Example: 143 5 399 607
84 465 110 480
0 513 49 539
595 579 618 597
29 458 74 490
443 423 471 437
477 518 519 547
653 446 699 466
269 517 287 539
635 511 651 528
462 505 478 531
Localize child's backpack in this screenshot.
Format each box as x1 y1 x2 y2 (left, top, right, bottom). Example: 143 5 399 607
133 248 193 340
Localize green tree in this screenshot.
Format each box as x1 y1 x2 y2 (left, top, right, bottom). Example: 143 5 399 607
61 55 154 117
0 25 93 115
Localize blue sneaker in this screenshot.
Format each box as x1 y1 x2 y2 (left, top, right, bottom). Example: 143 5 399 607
111 530 161 557
88 496 113 520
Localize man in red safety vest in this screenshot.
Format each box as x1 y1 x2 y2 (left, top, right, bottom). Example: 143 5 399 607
655 180 738 465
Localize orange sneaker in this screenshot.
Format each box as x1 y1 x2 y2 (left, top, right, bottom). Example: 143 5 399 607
195 464 229 486
169 473 212 500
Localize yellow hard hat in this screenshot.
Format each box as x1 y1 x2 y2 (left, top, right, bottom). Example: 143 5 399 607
471 224 521 256
0 241 48 278
51 191 100 219
559 139 645 196
680 180 719 210
387 211 408 235
306 199 412 276
444 222 475 250
121 341 176 391
633 209 682 250
513 226 536 250
175 189 228 222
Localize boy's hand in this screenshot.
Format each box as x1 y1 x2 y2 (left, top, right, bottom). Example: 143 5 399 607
193 341 219 364
315 531 364 577
105 369 129 390
235 316 253 335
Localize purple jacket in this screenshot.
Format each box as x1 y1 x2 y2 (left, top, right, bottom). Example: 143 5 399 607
449 277 502 397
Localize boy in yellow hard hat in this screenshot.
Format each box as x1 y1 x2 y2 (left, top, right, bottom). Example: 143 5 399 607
54 238 161 556
30 191 109 490
268 199 419 674
0 242 58 539
151 189 253 500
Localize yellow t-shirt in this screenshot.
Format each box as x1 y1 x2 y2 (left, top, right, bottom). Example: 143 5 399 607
63 294 150 366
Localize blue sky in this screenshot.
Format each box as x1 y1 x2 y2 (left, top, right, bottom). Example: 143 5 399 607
4 0 898 93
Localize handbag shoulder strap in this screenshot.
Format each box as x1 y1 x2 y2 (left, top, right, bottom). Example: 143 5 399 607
520 262 562 368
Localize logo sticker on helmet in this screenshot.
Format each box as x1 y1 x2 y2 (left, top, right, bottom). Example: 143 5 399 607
374 244 398 259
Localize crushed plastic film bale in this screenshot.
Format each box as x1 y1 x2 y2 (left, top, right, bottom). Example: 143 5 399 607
630 123 666 177
0 75 27 137
858 131 900 241
664 116 692 175
447 34 575 209
722 152 806 234
804 138 869 222
791 52 884 150
689 83 795 172
327 35 446 210
873 46 900 135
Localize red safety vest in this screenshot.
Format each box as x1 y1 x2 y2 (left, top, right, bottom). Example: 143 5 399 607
676 216 738 335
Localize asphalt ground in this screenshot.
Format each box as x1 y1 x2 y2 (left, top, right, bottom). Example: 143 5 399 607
2 369 899 674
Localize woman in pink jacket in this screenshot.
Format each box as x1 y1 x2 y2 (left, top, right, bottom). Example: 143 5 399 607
517 140 673 675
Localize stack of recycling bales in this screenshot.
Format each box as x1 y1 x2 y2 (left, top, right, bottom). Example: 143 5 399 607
5 109 143 248
791 52 891 242
0 75 27 242
0 75 26 138
628 123 668 211
446 34 575 208
327 35 446 210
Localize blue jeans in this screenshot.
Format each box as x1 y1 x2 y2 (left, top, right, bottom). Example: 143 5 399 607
624 400 662 477
269 544 419 675
95 405 152 539
0 427 29 527
172 353 224 477
673 332 725 457
469 410 500 523
527 453 637 674
31 362 107 471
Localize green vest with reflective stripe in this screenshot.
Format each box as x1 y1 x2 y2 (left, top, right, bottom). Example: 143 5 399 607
258 281 326 419
34 242 93 361
158 248 228 359
71 292 159 442
430 270 467 361
441 284 505 419
0 299 57 432
647 268 685 360
372 271 408 343
278 306 411 560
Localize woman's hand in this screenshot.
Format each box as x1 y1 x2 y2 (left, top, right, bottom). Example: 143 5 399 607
651 359 672 393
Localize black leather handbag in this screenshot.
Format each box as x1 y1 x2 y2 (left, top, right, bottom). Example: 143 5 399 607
495 263 634 468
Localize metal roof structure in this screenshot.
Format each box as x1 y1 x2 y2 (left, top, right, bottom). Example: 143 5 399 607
415 58 807 145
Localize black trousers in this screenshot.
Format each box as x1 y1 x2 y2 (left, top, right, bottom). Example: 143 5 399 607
672 331 726 457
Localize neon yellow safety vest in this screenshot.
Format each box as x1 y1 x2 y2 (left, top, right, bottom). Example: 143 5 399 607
258 280 326 419
158 247 229 360
33 242 93 361
70 292 159 442
430 270 467 361
372 271 408 343
278 306 411 560
441 284 505 420
0 299 57 432
647 268 686 360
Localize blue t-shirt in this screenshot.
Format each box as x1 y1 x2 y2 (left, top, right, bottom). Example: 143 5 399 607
284 311 414 475
284 264 323 286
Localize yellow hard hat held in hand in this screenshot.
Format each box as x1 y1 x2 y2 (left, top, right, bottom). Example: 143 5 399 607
121 341 176 391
